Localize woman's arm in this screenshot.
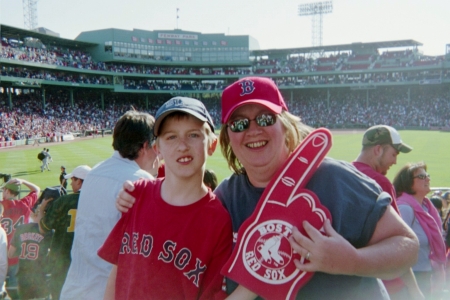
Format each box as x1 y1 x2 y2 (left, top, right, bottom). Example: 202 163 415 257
116 180 136 213
290 206 419 279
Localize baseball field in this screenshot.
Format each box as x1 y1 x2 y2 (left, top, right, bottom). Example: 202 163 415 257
0 129 449 193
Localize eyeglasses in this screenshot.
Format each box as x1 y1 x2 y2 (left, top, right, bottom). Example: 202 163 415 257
228 113 277 133
414 173 430 180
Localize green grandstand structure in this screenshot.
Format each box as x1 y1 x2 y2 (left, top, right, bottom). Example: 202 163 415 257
1 23 450 110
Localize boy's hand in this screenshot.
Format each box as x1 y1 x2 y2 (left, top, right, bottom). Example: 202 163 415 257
6 178 21 185
116 180 136 213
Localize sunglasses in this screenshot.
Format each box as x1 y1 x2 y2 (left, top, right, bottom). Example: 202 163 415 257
414 173 430 180
228 113 277 133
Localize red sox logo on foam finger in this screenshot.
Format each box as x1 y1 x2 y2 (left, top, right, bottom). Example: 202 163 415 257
222 128 332 300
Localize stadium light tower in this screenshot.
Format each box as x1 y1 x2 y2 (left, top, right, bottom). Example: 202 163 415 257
298 1 333 47
23 0 39 30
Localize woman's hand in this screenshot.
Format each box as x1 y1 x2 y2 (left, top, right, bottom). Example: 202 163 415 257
289 219 358 275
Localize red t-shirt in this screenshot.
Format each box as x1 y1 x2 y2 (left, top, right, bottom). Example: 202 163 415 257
352 162 404 293
2 192 38 265
98 178 232 300
352 162 399 213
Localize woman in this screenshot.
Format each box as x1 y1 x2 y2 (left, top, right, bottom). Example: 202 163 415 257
393 162 447 299
117 77 420 299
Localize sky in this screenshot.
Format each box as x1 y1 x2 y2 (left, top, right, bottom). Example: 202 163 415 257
1 0 449 56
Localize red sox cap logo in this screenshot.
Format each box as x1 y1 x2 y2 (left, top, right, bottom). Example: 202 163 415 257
222 128 332 300
239 80 256 96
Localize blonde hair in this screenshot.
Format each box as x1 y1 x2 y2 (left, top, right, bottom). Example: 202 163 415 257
219 111 312 174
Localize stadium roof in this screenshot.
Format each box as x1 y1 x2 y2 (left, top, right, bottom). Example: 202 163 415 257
251 39 423 56
0 24 98 49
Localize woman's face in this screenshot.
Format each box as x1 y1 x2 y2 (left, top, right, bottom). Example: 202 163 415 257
411 167 431 197
226 104 290 180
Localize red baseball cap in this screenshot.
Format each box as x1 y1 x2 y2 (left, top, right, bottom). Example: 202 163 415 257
221 77 288 124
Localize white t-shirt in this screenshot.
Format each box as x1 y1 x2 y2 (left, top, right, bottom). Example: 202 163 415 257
61 151 152 300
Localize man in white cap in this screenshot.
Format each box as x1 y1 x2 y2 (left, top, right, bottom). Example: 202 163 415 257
353 125 422 299
39 165 91 300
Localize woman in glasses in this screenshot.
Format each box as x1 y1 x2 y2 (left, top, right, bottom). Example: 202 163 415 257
216 76 419 299
393 162 447 299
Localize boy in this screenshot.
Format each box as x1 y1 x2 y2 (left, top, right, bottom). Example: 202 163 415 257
1 178 40 296
0 204 8 299
98 97 232 299
8 199 53 300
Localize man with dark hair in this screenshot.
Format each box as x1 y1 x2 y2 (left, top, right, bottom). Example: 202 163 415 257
61 111 158 300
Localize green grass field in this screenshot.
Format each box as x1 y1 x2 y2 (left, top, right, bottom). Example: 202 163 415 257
1 130 449 192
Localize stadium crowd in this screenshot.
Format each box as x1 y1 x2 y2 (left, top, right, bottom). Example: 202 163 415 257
1 86 450 142
2 28 450 300
1 36 447 83
0 92 166 142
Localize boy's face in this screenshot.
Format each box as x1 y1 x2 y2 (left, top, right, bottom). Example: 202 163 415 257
1 188 8 200
156 115 216 179
2 188 11 200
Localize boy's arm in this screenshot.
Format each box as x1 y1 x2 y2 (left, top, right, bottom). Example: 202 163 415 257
7 245 17 259
5 178 40 195
7 228 19 259
17 179 40 195
103 265 117 300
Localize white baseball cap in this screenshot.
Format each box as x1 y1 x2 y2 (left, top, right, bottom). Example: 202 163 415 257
362 125 412 153
64 165 92 180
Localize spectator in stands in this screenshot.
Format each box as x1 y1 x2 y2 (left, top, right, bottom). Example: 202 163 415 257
352 125 423 299
430 196 444 220
8 203 52 300
32 133 40 146
441 191 450 219
39 165 91 300
1 178 40 297
394 163 447 299
0 204 8 300
61 110 158 299
203 169 218 191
